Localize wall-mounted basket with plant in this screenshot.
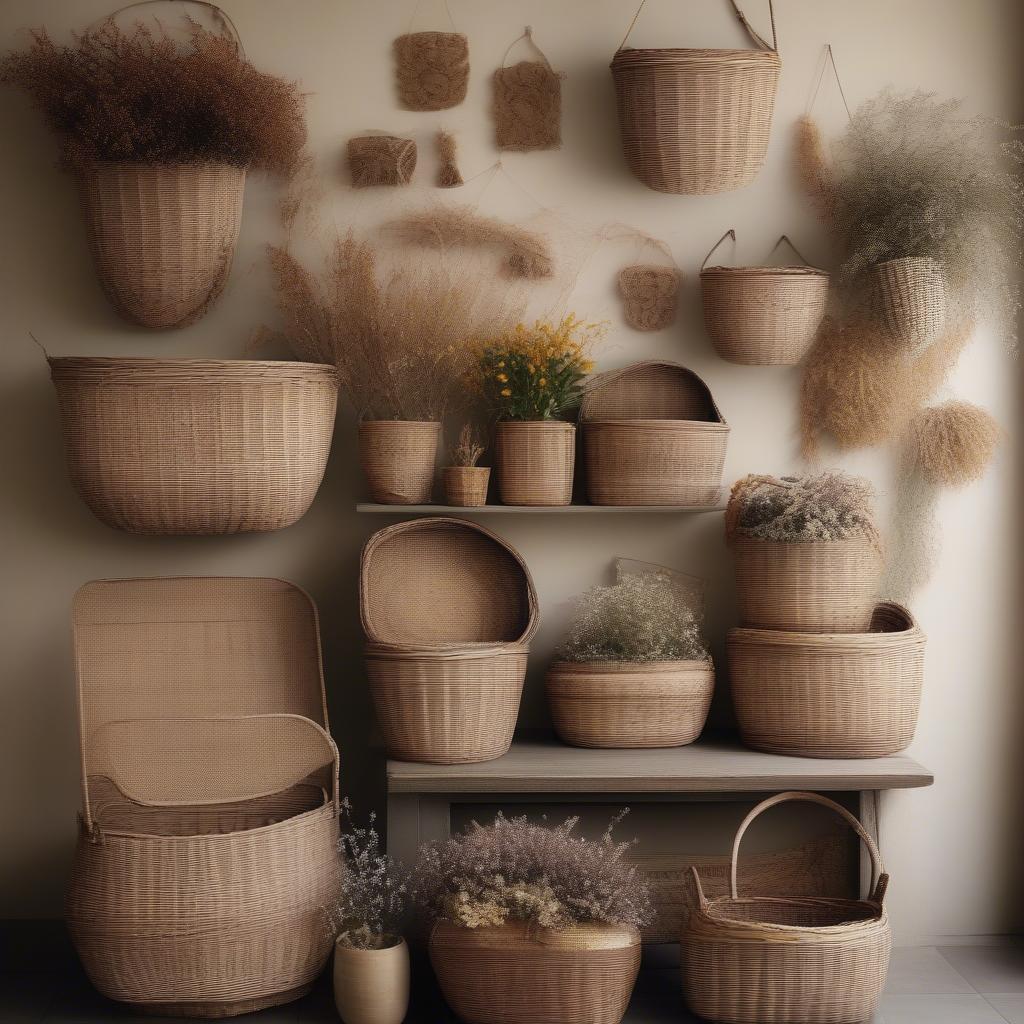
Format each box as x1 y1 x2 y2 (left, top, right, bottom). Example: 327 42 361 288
443 424 490 507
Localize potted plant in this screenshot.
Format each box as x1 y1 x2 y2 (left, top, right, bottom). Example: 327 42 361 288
325 802 409 1024
477 314 602 506
1 18 305 329
414 813 650 1024
443 424 489 506
726 472 882 633
547 562 714 748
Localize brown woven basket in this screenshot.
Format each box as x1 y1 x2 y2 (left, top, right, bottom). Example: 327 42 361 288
701 231 830 365
683 792 891 1024
444 465 491 506
546 660 714 748
49 357 338 535
359 420 440 504
66 578 341 1018
495 420 575 505
580 361 728 506
729 603 925 758
610 1 780 195
873 256 947 349
430 921 641 1024
77 161 245 329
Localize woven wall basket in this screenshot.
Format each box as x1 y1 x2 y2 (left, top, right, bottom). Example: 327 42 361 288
731 534 882 633
546 659 714 748
77 161 245 329
495 420 575 506
683 792 891 1024
358 420 440 504
610 1 780 195
443 465 491 507
873 256 947 349
728 603 925 758
580 361 729 506
66 578 341 1018
430 921 641 1024
49 358 338 535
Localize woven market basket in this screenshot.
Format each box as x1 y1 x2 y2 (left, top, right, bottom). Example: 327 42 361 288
546 660 714 748
610 1 780 195
49 357 338 535
495 420 575 506
729 603 925 758
683 792 891 1024
701 231 829 365
873 256 947 349
443 465 491 507
359 420 440 504
77 161 245 329
430 921 641 1024
66 578 341 1018
581 361 729 506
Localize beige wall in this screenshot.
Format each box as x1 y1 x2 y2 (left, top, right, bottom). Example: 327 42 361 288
1 0 1021 943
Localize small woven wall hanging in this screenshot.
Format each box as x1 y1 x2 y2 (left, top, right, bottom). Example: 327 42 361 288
493 26 563 152
394 2 468 113
436 130 463 187
604 224 681 331
348 135 417 188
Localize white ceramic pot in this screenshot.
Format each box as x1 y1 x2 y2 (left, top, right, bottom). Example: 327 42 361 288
333 936 410 1024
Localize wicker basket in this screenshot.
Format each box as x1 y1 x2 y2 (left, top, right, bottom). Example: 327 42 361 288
430 921 641 1024
77 161 245 329
873 256 947 349
49 357 338 535
495 420 575 506
610 2 780 195
444 465 491 506
683 791 891 1024
359 420 440 504
729 603 925 758
701 231 829 365
66 578 341 1018
580 361 728 506
731 534 882 633
546 660 714 748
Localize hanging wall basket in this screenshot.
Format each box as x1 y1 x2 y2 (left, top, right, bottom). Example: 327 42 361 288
873 256 947 349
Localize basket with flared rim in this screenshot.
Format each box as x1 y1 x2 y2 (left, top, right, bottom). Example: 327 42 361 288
683 791 891 1024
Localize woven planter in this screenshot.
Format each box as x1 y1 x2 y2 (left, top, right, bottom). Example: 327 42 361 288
547 660 714 748
873 256 947 349
49 357 338 535
581 361 728 506
683 792 891 1024
729 603 925 758
77 161 245 329
358 420 440 504
430 921 641 1024
495 420 575 506
333 937 410 1024
443 465 490 506
731 535 882 633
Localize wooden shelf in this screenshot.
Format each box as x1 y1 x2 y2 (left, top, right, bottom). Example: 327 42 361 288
357 502 726 514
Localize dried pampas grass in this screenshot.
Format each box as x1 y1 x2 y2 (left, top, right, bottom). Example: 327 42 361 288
796 115 837 227
909 400 1000 488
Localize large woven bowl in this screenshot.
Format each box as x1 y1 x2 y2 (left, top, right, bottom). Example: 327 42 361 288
729 603 925 758
430 921 641 1024
49 358 338 535
77 161 245 329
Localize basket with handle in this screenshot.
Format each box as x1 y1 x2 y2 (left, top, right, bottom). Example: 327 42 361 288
701 230 830 365
682 791 891 1024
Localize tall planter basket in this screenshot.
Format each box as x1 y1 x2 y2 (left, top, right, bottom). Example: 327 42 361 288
580 361 729 506
66 577 342 1018
729 603 925 758
358 420 441 504
683 792 891 1024
495 420 575 506
49 357 338 535
430 921 641 1024
873 256 947 349
610 1 780 195
77 161 246 329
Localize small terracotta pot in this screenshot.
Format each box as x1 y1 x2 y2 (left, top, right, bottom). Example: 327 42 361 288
333 936 410 1024
358 420 440 504
444 465 490 507
495 420 575 506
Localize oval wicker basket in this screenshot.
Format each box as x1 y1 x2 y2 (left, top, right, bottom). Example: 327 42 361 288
580 361 729 506
683 792 891 1024
546 660 714 748
358 420 440 504
495 420 575 506
731 534 882 633
49 357 338 535
728 603 925 758
77 161 245 329
873 255 947 349
430 920 641 1024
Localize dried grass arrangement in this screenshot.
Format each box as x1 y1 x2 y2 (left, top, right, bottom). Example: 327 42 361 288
394 31 468 111
436 130 463 187
348 135 417 188
493 27 562 152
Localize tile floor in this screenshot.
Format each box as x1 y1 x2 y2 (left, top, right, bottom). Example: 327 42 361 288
1 923 1022 1022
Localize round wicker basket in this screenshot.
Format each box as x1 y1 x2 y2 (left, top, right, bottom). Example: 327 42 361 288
873 256 947 349
495 420 575 506
358 420 440 505
443 465 491 507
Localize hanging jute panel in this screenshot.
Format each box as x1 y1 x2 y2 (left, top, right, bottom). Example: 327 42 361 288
348 135 417 188
394 31 469 111
619 265 681 331
493 27 562 151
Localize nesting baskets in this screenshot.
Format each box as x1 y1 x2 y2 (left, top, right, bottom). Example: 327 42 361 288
361 518 538 763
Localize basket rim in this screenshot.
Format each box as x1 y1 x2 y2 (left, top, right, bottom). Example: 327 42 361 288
728 602 922 647
701 265 829 278
583 417 730 433
692 894 888 937
580 360 727 425
77 158 248 173
365 640 531 659
548 658 713 673
49 356 337 378
611 46 782 63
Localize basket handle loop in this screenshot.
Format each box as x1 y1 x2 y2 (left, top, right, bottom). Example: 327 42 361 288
765 234 811 267
689 865 709 909
617 0 776 52
94 1 244 56
501 26 555 72
701 229 736 271
730 791 886 904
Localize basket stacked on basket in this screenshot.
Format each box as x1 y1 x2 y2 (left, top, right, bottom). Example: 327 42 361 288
360 518 538 764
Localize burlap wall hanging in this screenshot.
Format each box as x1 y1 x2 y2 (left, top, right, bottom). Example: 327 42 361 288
493 26 563 152
347 135 417 188
394 3 468 112
436 130 463 187
603 225 681 331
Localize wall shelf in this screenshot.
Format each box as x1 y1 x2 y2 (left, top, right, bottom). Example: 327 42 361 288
356 502 726 514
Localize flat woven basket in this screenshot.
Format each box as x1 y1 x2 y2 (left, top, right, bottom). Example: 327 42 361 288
580 361 729 506
609 1 780 195
729 603 925 758
49 357 338 536
683 792 891 1024
77 161 245 329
